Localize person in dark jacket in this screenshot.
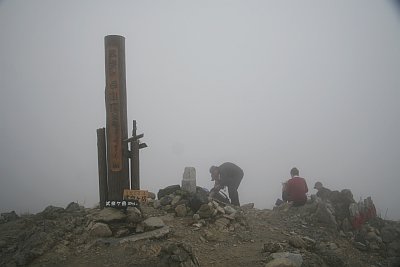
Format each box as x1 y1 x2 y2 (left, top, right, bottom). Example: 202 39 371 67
286 167 308 206
209 162 244 206
314 181 332 201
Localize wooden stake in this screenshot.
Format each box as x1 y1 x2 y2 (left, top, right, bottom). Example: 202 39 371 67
96 128 108 208
104 35 129 200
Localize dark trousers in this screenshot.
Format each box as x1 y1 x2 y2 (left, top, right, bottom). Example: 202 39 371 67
227 175 243 206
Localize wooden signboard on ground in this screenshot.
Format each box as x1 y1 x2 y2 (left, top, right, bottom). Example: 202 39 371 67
123 189 148 203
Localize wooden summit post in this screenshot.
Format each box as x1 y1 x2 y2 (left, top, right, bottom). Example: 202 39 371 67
104 35 129 200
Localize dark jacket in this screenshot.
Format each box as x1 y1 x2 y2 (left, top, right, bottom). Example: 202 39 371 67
218 162 244 188
316 187 332 201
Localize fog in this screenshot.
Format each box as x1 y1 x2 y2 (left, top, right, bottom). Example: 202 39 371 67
1 1 399 220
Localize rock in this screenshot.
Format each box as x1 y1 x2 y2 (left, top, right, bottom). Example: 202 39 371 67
160 195 173 206
147 191 156 199
215 217 230 230
388 240 400 257
353 241 367 251
90 222 112 237
263 241 283 253
223 214 236 221
153 199 161 209
143 217 165 230
366 231 382 243
188 187 210 212
157 185 181 199
175 204 187 217
368 241 380 250
171 195 182 206
224 206 237 215
269 252 303 267
341 217 352 232
265 258 297 267
241 203 255 210
215 205 226 214
39 206 65 219
193 214 200 221
136 223 145 233
119 226 170 244
158 242 200 267
126 207 142 223
301 236 316 246
197 204 215 219
381 225 399 243
203 229 218 242
288 236 306 249
114 228 130 238
91 208 127 223
314 202 337 227
65 202 82 212
328 242 338 250
0 211 19 223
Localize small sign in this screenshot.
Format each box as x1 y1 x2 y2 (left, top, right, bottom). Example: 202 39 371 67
105 200 139 209
123 189 148 202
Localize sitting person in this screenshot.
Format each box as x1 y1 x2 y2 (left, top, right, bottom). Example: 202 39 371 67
314 181 332 201
286 167 308 206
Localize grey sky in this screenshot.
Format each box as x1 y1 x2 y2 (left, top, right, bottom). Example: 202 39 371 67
1 1 399 220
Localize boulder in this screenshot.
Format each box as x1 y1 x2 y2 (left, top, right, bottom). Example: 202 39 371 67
381 225 399 243
65 202 82 212
171 195 182 206
0 211 19 222
143 217 165 230
241 203 255 210
388 240 400 257
147 191 156 199
157 185 181 199
214 217 230 230
39 206 65 219
197 204 215 219
175 204 187 217
153 199 161 209
269 252 303 267
314 202 337 227
224 206 237 215
160 195 173 206
90 222 112 237
158 242 199 267
114 228 130 238
126 207 142 223
91 208 127 223
265 258 297 267
188 187 210 212
263 241 283 253
288 236 306 249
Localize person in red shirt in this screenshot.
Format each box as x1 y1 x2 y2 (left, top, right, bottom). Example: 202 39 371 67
286 167 308 206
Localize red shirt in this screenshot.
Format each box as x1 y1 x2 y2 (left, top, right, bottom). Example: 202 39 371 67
286 176 308 205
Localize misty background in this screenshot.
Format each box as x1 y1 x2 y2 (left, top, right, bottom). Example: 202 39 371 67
1 1 399 220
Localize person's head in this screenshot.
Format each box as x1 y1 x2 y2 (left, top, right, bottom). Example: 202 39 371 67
314 181 323 190
209 165 219 181
290 167 299 177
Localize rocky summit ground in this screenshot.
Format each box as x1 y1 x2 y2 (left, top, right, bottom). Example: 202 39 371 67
1 187 400 267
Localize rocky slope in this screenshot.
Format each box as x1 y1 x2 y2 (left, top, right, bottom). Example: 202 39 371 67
1 186 399 267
